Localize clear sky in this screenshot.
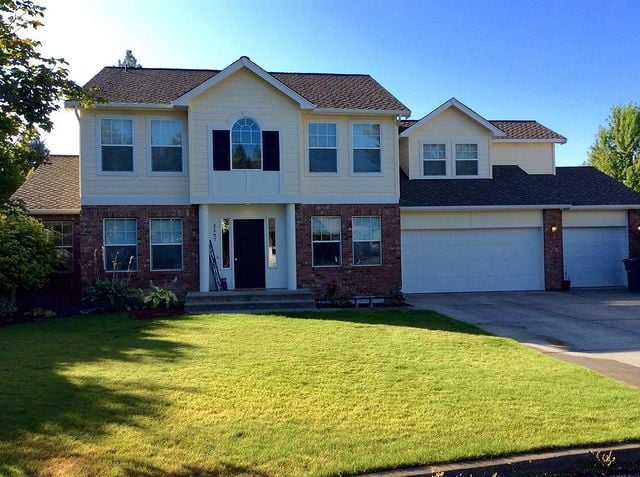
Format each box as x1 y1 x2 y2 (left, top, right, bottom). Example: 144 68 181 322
36 0 640 167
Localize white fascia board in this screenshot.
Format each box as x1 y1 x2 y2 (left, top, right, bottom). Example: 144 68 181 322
190 194 304 205
312 108 411 116
400 204 572 212
570 205 640 210
65 101 175 111
82 197 190 206
29 208 81 215
400 98 506 138
172 56 315 109
493 138 567 144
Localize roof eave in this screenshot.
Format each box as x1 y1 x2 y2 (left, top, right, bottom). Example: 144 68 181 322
493 138 567 144
312 108 411 116
66 101 176 110
400 204 572 211
28 208 81 215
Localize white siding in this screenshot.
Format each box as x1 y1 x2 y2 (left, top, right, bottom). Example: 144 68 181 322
404 108 492 180
492 142 555 174
399 137 409 175
79 109 190 205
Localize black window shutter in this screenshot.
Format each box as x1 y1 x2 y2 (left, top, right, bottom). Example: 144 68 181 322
212 130 230 171
262 131 280 171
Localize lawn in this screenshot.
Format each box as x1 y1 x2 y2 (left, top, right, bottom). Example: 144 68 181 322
1 311 640 477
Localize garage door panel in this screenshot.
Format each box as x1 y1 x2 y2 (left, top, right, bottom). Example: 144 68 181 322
563 227 627 287
402 228 544 293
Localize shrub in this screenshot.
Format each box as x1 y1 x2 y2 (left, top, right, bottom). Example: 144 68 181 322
0 300 16 317
141 285 178 309
85 279 141 312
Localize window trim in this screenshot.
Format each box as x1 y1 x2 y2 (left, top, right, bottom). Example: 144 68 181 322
421 143 447 177
103 218 138 272
352 216 382 267
307 121 339 176
149 218 184 272
97 116 136 176
350 121 383 176
311 216 342 268
147 118 187 177
454 142 479 177
230 117 263 171
43 221 74 273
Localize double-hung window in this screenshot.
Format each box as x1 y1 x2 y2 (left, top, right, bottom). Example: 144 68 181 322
101 119 133 172
44 221 73 271
308 123 337 173
455 143 478 176
353 123 381 173
104 219 137 271
423 144 446 176
150 219 183 271
352 216 382 266
150 120 183 172
311 216 341 267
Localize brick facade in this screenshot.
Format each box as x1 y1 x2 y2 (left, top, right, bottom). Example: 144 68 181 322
629 210 640 258
542 209 564 290
295 204 402 298
79 205 199 300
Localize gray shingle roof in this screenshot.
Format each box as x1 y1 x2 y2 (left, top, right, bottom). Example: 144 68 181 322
399 119 565 141
11 155 80 210
400 166 640 207
84 67 409 112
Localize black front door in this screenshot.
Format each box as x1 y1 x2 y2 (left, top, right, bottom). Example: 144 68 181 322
233 219 266 289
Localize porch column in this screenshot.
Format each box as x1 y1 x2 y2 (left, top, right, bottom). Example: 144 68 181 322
198 204 210 292
286 203 297 290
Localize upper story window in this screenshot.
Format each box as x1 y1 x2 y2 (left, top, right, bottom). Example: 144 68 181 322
455 143 478 176
231 118 261 170
353 123 381 173
150 120 183 172
308 123 337 173
101 119 133 172
423 144 446 176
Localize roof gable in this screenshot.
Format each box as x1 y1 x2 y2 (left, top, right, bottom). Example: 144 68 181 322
400 98 506 138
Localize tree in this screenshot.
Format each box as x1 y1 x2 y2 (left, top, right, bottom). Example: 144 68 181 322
588 103 640 192
117 49 142 69
0 0 96 204
0 214 58 303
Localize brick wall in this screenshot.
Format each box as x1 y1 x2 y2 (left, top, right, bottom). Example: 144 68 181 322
629 210 640 258
80 205 199 300
542 209 564 290
295 204 401 298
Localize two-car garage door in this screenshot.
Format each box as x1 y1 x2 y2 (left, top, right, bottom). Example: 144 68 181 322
401 211 545 293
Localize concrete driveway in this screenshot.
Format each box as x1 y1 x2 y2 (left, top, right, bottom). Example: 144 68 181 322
406 289 640 388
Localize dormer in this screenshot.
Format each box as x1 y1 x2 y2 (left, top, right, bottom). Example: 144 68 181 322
399 98 505 180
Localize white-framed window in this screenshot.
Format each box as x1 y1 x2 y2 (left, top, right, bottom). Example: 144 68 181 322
268 217 277 268
422 143 446 176
103 219 137 271
311 216 341 267
308 122 337 173
231 117 261 169
352 123 381 173
100 118 133 172
455 143 478 176
44 221 73 271
352 216 382 266
150 120 183 172
150 219 183 271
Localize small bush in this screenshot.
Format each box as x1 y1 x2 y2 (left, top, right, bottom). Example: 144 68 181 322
141 285 178 309
85 279 141 312
0 300 16 317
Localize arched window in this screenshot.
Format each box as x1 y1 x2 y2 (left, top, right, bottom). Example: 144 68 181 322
231 117 261 169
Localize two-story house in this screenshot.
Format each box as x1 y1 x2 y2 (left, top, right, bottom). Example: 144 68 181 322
12 57 640 308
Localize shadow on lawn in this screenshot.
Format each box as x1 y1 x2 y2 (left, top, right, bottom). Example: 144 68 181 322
278 309 491 336
123 461 272 477
0 314 192 475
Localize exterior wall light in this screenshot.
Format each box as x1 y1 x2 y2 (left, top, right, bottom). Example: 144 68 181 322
551 225 558 233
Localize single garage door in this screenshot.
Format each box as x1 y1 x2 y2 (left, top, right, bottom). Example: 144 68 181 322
563 227 628 287
402 227 545 293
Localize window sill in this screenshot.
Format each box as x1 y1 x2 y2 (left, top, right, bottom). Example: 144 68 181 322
312 264 342 268
147 171 187 177
349 171 384 177
150 268 184 272
97 171 137 177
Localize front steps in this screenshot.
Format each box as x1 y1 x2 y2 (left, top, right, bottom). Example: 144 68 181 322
184 288 317 314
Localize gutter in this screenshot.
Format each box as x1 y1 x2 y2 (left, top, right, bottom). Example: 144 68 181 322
400 205 572 212
312 108 411 116
29 209 81 215
64 100 175 110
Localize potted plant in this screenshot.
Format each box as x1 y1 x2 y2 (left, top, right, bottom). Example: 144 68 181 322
561 275 571 291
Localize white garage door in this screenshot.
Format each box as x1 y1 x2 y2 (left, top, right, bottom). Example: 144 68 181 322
563 227 628 287
402 227 545 293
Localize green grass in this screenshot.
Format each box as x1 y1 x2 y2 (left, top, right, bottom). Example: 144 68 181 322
1 311 640 476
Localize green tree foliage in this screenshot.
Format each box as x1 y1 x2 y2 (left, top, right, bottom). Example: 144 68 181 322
0 0 96 204
0 214 58 297
588 103 640 191
117 49 142 69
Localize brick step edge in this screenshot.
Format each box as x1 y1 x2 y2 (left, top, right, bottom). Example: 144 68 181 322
358 442 640 477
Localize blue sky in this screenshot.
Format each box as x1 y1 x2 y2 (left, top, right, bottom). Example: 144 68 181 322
38 0 640 166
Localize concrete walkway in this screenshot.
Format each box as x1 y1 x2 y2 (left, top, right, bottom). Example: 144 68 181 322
406 288 640 388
